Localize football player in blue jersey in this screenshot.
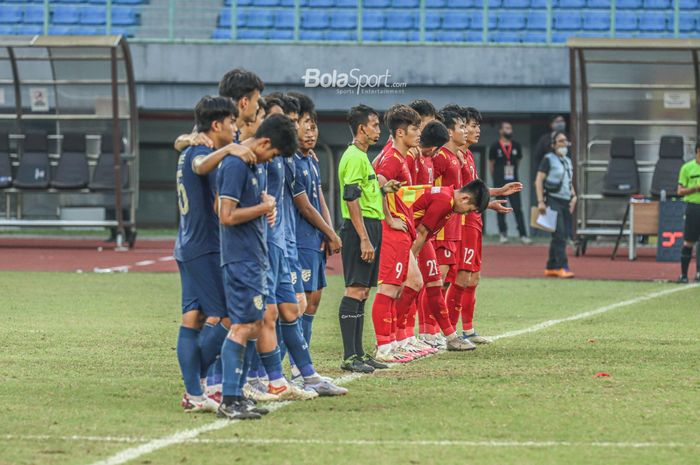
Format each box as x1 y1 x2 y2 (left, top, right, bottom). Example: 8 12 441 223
216 114 300 420
174 96 257 412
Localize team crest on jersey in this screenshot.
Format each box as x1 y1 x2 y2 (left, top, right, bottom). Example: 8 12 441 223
303 170 309 176
290 272 298 285
302 269 312 282
451 159 458 165
431 187 441 194
251 178 258 186
254 295 264 311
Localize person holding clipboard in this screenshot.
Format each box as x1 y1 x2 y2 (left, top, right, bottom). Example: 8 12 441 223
535 131 577 278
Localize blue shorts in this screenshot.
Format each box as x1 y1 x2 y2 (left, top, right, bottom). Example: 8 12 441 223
177 253 226 318
267 244 298 305
223 262 268 324
288 255 305 294
298 248 327 293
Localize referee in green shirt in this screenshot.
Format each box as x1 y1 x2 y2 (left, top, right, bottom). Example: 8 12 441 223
337 104 400 373
677 142 700 283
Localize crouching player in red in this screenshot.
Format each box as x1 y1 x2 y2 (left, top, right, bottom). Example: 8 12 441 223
411 179 491 351
445 107 522 345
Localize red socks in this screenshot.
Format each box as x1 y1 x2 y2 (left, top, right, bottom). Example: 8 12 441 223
404 300 417 339
461 286 476 331
445 284 465 328
425 285 455 335
395 287 419 341
372 293 395 346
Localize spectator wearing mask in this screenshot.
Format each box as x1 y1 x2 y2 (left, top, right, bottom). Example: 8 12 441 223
534 115 567 163
489 121 531 244
535 131 576 278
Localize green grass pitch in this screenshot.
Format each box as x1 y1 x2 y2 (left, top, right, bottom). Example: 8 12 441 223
1 271 699 465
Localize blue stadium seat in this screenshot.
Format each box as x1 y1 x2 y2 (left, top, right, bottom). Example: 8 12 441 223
212 28 232 39
223 0 253 5
274 10 294 29
300 30 324 40
446 0 476 7
307 0 334 6
555 0 585 7
52 6 81 25
502 0 530 7
15 25 43 35
362 30 381 40
551 31 571 42
680 0 699 9
0 25 14 35
330 10 356 29
638 12 668 31
426 11 441 30
218 9 232 27
426 0 447 7
392 0 419 6
643 0 671 8
586 0 611 7
530 0 547 6
615 12 638 30
362 11 385 30
637 31 674 38
426 30 462 41
112 7 138 26
381 30 419 41
490 31 521 42
73 25 103 34
269 29 293 39
363 0 391 7
326 30 357 40
527 11 547 30
553 11 581 30
81 7 106 25
335 0 356 5
279 0 295 6
678 16 696 32
251 0 280 5
49 25 75 34
442 12 470 30
247 10 274 28
301 10 329 29
468 11 495 30
23 5 46 24
522 31 547 42
238 28 268 39
0 5 22 24
393 11 417 30
583 11 610 30
616 0 642 8
489 0 503 6
498 12 526 30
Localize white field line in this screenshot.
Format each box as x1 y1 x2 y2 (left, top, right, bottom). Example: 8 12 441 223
2 434 697 449
59 282 696 465
91 256 174 273
134 260 156 267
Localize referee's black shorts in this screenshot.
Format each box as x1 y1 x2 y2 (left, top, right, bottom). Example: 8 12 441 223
339 218 382 288
684 202 700 242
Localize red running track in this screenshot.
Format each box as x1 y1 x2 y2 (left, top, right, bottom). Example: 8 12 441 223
0 237 680 281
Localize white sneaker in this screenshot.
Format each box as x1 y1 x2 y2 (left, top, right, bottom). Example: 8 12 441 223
499 234 509 244
181 393 219 413
268 381 319 400
520 236 533 245
243 381 280 402
375 345 413 364
464 332 492 344
446 335 477 351
435 334 447 350
409 338 439 355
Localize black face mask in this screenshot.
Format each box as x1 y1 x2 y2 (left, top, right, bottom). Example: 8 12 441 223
502 132 513 140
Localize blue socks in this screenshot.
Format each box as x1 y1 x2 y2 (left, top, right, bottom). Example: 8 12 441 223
276 321 287 362
199 322 228 378
221 338 246 397
301 313 314 346
238 340 257 391
281 319 315 377
260 347 284 382
206 358 222 387
177 326 203 396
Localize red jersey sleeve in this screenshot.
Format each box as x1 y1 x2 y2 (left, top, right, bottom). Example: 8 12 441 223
375 153 402 182
432 150 450 184
417 188 454 236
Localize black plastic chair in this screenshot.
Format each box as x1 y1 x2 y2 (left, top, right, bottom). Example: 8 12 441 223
0 133 11 188
14 131 49 189
651 135 685 198
604 137 641 259
89 135 129 191
51 133 90 189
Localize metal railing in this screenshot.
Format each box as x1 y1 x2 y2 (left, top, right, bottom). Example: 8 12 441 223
9 0 691 45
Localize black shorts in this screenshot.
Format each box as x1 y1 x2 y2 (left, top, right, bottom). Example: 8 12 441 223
339 218 382 288
684 202 700 242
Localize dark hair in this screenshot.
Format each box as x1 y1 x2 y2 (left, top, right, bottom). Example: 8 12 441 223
278 94 301 116
384 104 421 137
264 96 284 114
463 106 482 125
460 179 490 214
420 120 449 148
347 104 379 135
550 130 568 149
409 99 437 118
256 97 267 116
255 113 298 157
194 96 237 133
287 91 315 118
499 120 512 129
437 110 463 130
441 104 462 115
549 114 565 125
218 68 264 102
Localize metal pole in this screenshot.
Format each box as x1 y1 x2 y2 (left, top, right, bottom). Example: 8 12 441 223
673 0 680 38
419 0 425 43
545 0 552 45
569 46 579 237
482 0 489 44
106 0 112 35
610 0 616 37
43 0 49 35
230 0 237 41
168 0 175 42
110 47 125 249
294 0 300 42
357 1 363 44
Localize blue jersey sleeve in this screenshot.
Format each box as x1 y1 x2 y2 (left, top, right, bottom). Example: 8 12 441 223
294 158 309 193
217 158 247 203
285 158 305 197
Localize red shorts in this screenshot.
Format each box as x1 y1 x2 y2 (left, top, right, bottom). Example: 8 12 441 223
458 227 482 272
378 229 412 286
433 240 458 266
417 240 442 284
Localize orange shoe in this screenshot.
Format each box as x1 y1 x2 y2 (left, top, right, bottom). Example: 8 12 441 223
555 268 575 279
544 269 559 277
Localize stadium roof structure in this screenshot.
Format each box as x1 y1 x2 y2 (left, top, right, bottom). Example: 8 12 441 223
567 38 698 256
0 35 138 247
